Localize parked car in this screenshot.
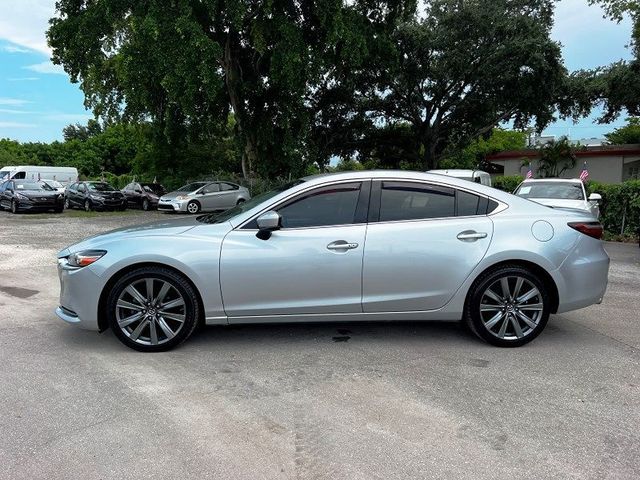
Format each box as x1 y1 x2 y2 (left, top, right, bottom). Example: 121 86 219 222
65 181 127 211
0 179 64 213
158 181 250 214
39 179 66 194
428 169 492 186
514 178 601 218
122 182 167 211
55 171 610 352
0 165 78 184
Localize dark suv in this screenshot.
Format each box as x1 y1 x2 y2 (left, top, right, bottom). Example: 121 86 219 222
122 182 166 210
65 181 127 211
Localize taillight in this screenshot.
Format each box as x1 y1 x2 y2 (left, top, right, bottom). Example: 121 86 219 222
568 222 603 240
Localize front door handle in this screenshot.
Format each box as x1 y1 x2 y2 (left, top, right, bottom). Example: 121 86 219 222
457 231 487 241
327 241 359 251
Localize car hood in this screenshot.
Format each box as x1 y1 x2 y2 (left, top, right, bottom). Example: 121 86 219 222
160 191 194 200
59 216 206 255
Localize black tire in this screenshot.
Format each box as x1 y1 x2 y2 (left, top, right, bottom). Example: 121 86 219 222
142 198 150 211
64 198 71 210
236 198 246 205
11 200 18 214
55 207 64 214
186 200 201 214
84 199 92 212
464 265 550 347
106 266 200 352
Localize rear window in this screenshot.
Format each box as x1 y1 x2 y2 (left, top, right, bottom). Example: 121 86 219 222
515 182 585 200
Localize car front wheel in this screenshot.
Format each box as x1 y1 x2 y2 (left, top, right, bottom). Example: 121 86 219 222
84 199 92 212
186 200 200 214
465 265 550 347
11 200 19 214
106 266 200 352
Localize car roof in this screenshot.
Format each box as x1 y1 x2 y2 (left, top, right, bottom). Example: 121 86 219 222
522 178 583 184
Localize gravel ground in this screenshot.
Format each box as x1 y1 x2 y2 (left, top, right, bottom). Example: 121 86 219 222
0 209 639 480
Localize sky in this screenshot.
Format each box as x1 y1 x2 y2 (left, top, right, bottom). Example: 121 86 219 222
0 0 635 144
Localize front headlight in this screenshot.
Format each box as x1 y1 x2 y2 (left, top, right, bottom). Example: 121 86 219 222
175 195 190 201
89 194 102 200
67 250 106 268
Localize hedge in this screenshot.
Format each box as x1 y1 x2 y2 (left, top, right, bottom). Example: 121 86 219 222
492 175 640 238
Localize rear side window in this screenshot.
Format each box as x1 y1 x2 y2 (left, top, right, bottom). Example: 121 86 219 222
277 182 362 228
378 182 455 221
220 182 239 191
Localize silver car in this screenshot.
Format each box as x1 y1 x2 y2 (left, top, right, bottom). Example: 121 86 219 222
56 171 610 352
514 178 601 218
158 181 250 214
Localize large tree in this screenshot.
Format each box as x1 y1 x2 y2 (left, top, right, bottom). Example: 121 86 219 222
353 0 568 170
48 0 413 178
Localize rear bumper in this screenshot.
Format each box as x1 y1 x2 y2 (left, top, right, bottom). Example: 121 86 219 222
554 237 610 314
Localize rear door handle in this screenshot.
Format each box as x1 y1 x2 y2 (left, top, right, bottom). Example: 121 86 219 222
327 241 359 251
457 231 487 241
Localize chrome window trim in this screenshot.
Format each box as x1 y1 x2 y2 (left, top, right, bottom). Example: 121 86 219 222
237 176 508 231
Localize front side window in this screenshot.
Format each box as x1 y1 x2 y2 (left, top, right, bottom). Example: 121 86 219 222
78 184 87 193
13 171 26 179
379 181 455 221
277 182 362 228
201 183 220 194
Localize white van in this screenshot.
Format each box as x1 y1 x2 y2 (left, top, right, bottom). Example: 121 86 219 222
428 169 492 187
0 166 78 184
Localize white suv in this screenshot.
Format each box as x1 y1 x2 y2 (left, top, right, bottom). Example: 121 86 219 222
514 178 601 218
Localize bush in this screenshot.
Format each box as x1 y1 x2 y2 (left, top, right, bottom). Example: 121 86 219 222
492 175 523 193
587 180 640 236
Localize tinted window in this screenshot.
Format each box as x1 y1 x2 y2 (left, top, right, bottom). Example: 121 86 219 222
379 182 455 221
78 184 86 193
13 171 26 179
220 182 239 191
202 183 220 194
68 183 78 192
457 190 481 216
277 182 361 228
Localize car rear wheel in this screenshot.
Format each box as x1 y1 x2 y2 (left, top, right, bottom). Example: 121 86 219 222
186 200 200 214
236 198 246 205
106 266 200 352
465 265 550 347
84 199 92 212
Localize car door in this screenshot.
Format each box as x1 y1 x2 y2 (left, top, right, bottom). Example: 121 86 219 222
0 181 8 208
220 180 370 319
197 182 220 211
75 183 87 206
362 180 494 312
122 183 135 206
218 182 240 208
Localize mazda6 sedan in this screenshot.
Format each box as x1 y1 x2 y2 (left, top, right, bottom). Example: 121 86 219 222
56 171 610 352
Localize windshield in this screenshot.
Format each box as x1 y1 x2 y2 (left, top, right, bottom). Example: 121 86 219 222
87 182 116 192
177 182 207 192
197 180 303 224
15 181 48 191
0 171 10 180
141 183 164 194
515 182 585 201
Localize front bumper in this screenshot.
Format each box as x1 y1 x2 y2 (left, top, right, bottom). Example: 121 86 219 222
55 258 103 331
91 198 127 210
157 199 188 212
16 199 63 211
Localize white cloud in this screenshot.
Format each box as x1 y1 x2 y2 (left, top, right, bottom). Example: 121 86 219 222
0 108 29 114
0 0 55 55
0 98 32 106
0 122 36 128
2 44 32 53
6 77 39 81
23 61 66 75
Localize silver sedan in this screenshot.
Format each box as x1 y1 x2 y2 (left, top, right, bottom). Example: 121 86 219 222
157 181 250 214
55 171 610 351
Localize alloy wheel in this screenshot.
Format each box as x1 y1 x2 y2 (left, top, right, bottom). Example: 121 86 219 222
84 200 91 212
479 276 544 340
187 201 200 214
115 277 186 346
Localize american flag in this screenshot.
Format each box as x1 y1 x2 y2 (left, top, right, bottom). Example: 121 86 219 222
579 162 589 182
526 165 533 179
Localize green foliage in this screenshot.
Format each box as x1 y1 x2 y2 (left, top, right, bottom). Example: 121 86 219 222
587 180 640 236
332 158 365 172
492 175 524 193
442 129 528 169
536 137 577 178
604 117 640 144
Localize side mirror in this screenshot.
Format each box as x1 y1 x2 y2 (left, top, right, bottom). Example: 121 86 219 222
256 211 281 240
588 193 602 202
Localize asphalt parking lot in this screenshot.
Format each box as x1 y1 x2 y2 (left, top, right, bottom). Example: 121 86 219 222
0 210 638 480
